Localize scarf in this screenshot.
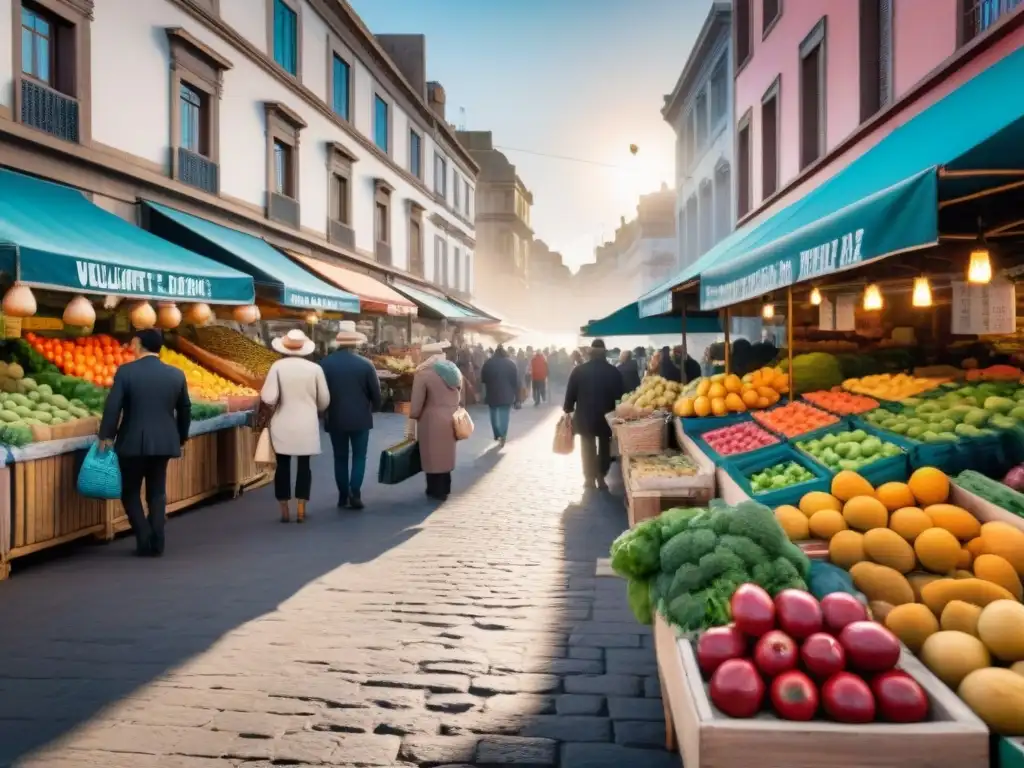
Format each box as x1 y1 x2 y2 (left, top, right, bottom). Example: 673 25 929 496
416 354 463 390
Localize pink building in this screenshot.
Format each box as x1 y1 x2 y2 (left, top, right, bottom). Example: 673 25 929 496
734 0 1024 224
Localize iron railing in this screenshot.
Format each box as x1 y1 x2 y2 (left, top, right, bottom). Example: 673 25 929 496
962 0 1024 43
21 79 79 143
177 148 219 194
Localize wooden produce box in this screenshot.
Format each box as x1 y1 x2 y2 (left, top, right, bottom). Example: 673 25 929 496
29 415 100 443
950 482 1024 533
623 446 715 527
653 614 989 768
218 425 271 496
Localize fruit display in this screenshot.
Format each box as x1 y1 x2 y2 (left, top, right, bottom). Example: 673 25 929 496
373 355 416 376
748 461 816 495
24 332 134 387
957 469 1024 517
702 422 779 457
673 367 789 418
190 325 280 377
695 584 928 723
609 500 810 632
778 352 844 395
618 375 682 417
965 364 1023 382
802 389 879 415
0 365 106 446
752 401 839 438
628 452 699 479
843 373 947 400
159 348 258 401
795 429 904 473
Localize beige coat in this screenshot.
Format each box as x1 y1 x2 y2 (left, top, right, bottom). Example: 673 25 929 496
261 357 330 456
410 362 462 474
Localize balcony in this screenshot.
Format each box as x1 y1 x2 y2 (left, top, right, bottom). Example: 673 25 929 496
375 241 392 266
21 79 79 143
328 219 355 249
962 0 1024 43
268 192 300 228
177 148 219 194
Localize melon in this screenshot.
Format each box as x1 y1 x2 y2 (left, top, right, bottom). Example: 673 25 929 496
977 600 1024 662
958 668 1024 735
919 630 991 689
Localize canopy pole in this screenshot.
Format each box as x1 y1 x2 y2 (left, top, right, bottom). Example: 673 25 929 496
939 179 1024 209
722 309 731 374
787 287 795 397
680 304 689 384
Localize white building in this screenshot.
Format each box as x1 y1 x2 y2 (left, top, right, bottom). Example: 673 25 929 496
663 1 733 271
0 0 476 298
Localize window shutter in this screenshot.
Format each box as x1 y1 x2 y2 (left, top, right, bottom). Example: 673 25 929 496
878 0 893 108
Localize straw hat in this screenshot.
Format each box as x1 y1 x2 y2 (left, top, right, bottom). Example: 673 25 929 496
335 320 367 347
420 339 451 355
271 328 315 357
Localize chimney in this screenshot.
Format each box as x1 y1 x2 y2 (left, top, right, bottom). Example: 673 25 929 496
427 82 446 121
375 34 427 98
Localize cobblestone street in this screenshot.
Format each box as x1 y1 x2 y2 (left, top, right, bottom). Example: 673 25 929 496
0 405 677 768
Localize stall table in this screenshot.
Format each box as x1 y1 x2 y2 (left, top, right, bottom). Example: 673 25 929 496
621 448 715 526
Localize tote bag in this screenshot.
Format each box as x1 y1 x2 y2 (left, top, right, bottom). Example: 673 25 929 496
77 443 122 499
254 428 276 467
553 414 575 455
452 407 474 441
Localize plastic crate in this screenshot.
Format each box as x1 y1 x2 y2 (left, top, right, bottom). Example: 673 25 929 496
676 412 752 435
749 401 842 441
679 417 780 464
851 416 960 474
957 431 1012 477
723 443 831 508
791 421 910 486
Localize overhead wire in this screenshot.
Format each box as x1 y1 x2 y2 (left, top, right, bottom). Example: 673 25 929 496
493 145 625 169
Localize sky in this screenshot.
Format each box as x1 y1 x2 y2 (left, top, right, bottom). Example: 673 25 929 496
349 0 713 272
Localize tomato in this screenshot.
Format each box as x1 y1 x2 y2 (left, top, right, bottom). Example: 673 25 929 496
709 658 765 718
820 593 868 634
801 632 846 680
839 621 900 673
753 630 798 678
696 625 748 677
770 670 819 721
870 670 928 723
822 672 875 723
774 589 823 640
730 583 775 637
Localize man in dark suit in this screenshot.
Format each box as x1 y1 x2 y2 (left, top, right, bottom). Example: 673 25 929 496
564 339 625 491
99 328 191 556
480 345 519 447
320 323 380 510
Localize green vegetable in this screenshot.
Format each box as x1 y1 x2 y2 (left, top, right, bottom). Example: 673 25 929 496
627 578 652 625
660 528 717 574
956 469 1024 517
807 560 858 600
610 518 663 579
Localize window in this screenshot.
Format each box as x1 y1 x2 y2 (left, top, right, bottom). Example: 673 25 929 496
453 173 461 210
699 180 714 255
761 77 780 199
464 256 471 292
375 202 388 242
409 214 424 275
179 83 204 154
684 110 695 170
273 140 292 196
271 0 298 76
961 0 1024 45
715 162 732 245
710 57 728 127
327 142 356 247
799 19 827 170
374 181 392 264
409 129 422 178
373 94 389 152
860 0 893 122
695 90 708 149
453 248 462 290
685 196 699 262
735 0 752 68
463 179 471 215
434 236 448 286
21 6 53 85
331 173 349 223
264 101 305 227
434 154 447 197
737 111 752 218
332 54 350 119
763 0 782 35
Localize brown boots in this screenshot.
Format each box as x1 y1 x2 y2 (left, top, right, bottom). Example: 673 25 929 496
280 500 307 523
296 501 306 523
279 501 290 523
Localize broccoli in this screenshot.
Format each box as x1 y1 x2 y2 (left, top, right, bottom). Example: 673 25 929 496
668 562 704 597
753 557 808 596
685 508 721 532
726 501 787 557
665 592 707 630
660 528 718 574
698 547 747 582
779 539 812 579
718 534 769 569
654 571 674 603
658 506 705 540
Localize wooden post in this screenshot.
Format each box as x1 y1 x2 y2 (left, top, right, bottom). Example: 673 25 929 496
787 286 795 396
680 304 689 383
723 308 731 373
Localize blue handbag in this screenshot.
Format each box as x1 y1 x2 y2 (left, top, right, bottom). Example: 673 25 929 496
77 443 122 499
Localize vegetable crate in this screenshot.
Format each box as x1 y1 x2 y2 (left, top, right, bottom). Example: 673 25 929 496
790 421 911 487
722 443 831 509
622 449 714 527
614 416 668 455
852 417 963 476
654 614 989 768
676 416 780 464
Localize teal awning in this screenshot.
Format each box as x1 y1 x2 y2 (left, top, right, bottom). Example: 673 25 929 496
582 302 722 337
392 282 490 322
143 202 360 313
638 44 1024 314
0 170 254 303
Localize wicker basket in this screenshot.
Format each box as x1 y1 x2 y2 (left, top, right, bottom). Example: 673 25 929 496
613 416 668 455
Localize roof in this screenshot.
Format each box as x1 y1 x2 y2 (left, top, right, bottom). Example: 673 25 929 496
290 254 417 316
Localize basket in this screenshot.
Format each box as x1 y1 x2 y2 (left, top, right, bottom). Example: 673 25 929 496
613 416 668 455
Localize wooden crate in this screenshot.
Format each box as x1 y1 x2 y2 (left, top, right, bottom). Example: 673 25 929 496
622 448 715 527
653 614 989 768
218 425 271 496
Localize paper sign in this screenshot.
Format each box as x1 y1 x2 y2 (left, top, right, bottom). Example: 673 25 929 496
0 315 20 339
818 297 835 331
22 316 64 331
835 294 857 332
951 280 1016 336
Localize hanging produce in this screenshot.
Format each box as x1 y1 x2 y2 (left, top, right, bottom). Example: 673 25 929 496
233 304 260 324
2 284 37 318
129 301 157 330
184 302 212 326
62 295 96 329
157 302 182 329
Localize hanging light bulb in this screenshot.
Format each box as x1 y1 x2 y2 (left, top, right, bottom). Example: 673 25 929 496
762 303 775 319
863 283 884 311
912 276 933 308
968 247 993 284
810 287 822 306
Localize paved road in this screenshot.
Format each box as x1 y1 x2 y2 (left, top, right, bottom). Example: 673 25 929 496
0 405 677 768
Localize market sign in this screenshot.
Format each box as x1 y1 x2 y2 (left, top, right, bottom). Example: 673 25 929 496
281 288 360 314
951 279 1016 336
699 170 939 310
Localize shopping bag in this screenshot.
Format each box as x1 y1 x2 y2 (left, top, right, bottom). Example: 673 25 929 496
453 407 474 440
254 429 276 467
378 439 422 484
77 442 122 499
553 414 575 455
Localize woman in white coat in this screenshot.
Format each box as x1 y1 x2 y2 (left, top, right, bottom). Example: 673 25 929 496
261 329 330 523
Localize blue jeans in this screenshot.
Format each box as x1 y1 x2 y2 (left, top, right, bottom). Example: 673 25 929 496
489 405 511 439
329 429 370 497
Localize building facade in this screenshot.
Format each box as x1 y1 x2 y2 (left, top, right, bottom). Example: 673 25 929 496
0 0 476 299
664 1 733 272
455 130 533 318
733 0 1024 223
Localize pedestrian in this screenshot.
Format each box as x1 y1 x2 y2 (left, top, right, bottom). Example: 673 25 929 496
617 349 642 393
530 350 549 405
410 340 463 501
563 339 625 492
480 344 519 447
261 329 330 523
98 328 191 557
321 321 380 511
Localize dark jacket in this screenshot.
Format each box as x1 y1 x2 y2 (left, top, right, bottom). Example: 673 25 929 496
617 359 642 392
564 350 625 437
480 351 519 407
99 355 191 458
320 348 382 433
659 345 682 382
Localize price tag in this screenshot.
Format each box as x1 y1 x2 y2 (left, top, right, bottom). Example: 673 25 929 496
818 297 835 331
1 315 21 339
21 316 63 331
951 280 1016 335
835 294 857 332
